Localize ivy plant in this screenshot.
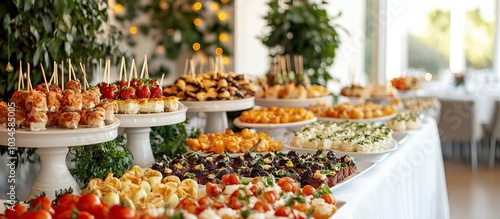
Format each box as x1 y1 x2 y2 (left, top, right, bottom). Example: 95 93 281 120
150 121 201 159
0 0 125 100
260 0 342 86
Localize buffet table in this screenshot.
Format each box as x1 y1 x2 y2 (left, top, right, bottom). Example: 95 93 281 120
333 118 450 219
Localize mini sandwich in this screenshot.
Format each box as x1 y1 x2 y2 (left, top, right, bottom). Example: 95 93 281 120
116 99 140 114
86 107 105 128
97 100 117 123
58 111 81 129
14 110 27 128
0 102 7 127
82 90 100 110
79 109 89 126
46 111 59 127
138 98 149 113
46 91 63 112
162 96 179 112
27 111 48 131
146 98 164 113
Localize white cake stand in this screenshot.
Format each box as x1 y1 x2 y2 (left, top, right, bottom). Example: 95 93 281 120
0 119 121 200
181 97 255 133
115 106 187 168
233 117 317 141
255 96 333 108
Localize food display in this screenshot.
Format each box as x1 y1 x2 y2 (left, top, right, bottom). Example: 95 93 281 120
340 84 395 98
290 121 393 153
257 55 331 99
390 76 421 91
1 62 115 131
310 102 396 120
401 97 439 113
3 175 340 219
83 166 198 211
386 112 422 132
151 150 356 188
239 107 315 124
163 70 256 101
187 128 282 154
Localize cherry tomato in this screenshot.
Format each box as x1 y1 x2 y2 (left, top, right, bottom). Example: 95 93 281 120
89 204 108 219
107 205 139 219
252 201 272 213
249 183 263 196
4 203 27 219
262 190 279 204
321 194 336 205
176 198 199 215
29 196 53 211
136 85 151 99
21 209 52 219
301 185 316 196
55 210 74 219
76 211 95 219
139 213 157 219
222 174 240 185
54 203 75 216
196 196 213 214
292 209 308 219
57 194 78 206
205 182 221 197
274 206 290 217
76 194 101 213
277 177 298 193
119 86 137 100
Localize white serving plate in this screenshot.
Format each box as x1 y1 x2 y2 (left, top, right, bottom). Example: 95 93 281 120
181 97 255 112
233 117 317 140
317 113 396 123
392 131 408 143
115 104 187 127
255 95 333 108
330 161 376 192
283 138 398 163
185 146 276 158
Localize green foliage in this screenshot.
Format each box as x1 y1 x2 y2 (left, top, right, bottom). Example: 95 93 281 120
260 0 341 86
150 121 201 159
0 0 125 100
115 0 233 77
69 136 133 187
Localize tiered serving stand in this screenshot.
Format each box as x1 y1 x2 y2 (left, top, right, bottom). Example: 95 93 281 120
181 97 255 133
0 119 121 200
115 105 187 168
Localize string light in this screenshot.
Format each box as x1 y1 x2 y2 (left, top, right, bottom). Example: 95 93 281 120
425 73 433 81
192 2 202 11
219 33 228 42
211 2 219 10
192 43 201 51
159 0 168 10
167 28 175 36
218 12 227 21
114 4 123 14
215 47 223 55
221 0 228 3
193 18 202 26
155 45 165 54
129 26 138 35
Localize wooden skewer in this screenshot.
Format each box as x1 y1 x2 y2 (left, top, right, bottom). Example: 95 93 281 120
54 61 58 86
40 63 49 93
99 59 102 82
160 73 165 87
140 55 147 79
80 63 88 91
18 60 22 90
27 63 31 91
62 61 65 90
286 54 291 74
49 62 55 85
68 59 72 81
107 59 111 84
119 56 125 81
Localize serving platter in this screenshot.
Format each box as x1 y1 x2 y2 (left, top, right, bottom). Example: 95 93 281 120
330 161 376 192
317 113 397 123
255 95 333 108
233 117 317 140
283 138 398 162
185 146 275 158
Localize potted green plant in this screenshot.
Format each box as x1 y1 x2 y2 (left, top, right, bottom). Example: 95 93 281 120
260 0 342 86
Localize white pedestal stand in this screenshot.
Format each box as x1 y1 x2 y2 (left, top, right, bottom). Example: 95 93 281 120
0 119 121 200
115 106 187 168
181 98 255 133
255 96 333 108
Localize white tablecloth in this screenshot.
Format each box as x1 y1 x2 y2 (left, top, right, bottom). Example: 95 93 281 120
333 118 450 219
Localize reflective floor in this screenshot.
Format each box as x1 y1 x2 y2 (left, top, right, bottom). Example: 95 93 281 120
445 160 500 219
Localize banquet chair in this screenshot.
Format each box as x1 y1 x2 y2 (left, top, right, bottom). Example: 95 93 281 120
488 100 500 169
438 99 483 172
